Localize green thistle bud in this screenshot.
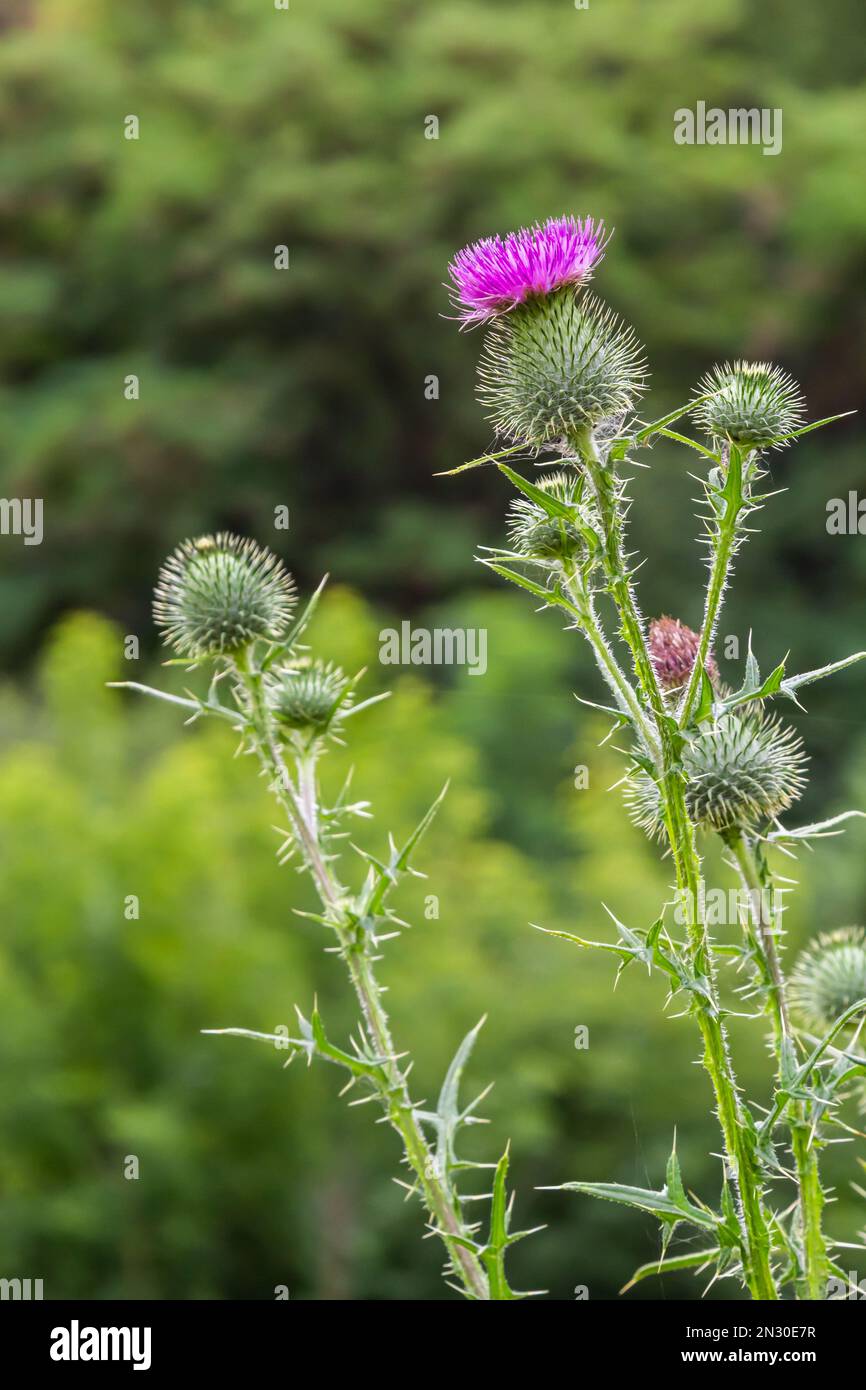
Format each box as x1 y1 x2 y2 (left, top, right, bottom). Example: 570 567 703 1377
789 928 866 1032
625 710 807 838
267 661 351 737
506 469 592 560
478 288 647 446
154 533 297 658
693 361 805 450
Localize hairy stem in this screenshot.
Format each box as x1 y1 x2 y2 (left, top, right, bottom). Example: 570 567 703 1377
572 427 778 1300
235 652 491 1300
723 826 829 1300
678 446 746 728
561 561 658 757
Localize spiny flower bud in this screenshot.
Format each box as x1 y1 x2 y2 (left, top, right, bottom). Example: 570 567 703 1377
478 288 647 446
649 616 718 693
789 928 866 1032
154 533 297 658
625 710 807 838
692 361 805 450
267 661 351 736
506 469 592 560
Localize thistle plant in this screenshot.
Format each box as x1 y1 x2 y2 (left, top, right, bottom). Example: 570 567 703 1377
444 215 866 1299
114 533 540 1300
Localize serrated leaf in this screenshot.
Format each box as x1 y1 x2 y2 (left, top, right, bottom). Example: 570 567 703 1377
766 410 856 445
762 998 866 1137
557 1179 717 1230
482 1145 516 1300
434 441 531 476
497 463 576 519
766 810 866 843
437 1016 486 1143
634 394 715 444
481 561 553 602
656 426 719 461
779 651 866 704
620 1247 719 1293
267 574 329 662
693 665 716 725
665 1133 687 1210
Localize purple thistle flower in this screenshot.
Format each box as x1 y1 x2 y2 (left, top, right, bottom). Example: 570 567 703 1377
649 616 719 693
447 215 608 326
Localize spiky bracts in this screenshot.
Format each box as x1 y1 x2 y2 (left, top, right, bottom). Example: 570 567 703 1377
447 215 607 326
789 928 866 1032
154 533 297 658
267 660 352 737
506 468 592 560
693 361 805 450
626 710 808 838
478 288 647 446
649 616 719 693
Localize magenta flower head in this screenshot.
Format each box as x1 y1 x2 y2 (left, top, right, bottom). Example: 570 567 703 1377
447 215 608 327
649 616 719 693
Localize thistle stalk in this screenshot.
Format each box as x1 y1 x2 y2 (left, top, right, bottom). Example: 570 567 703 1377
120 534 533 1302
723 826 830 1299
678 445 747 729
233 649 491 1301
445 216 858 1300
560 559 657 754
670 435 829 1299
572 425 778 1300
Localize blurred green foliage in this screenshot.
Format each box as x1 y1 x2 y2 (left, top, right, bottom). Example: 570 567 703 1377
0 0 865 1299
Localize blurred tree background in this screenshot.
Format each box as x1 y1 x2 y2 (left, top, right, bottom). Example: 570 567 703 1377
0 0 864 1299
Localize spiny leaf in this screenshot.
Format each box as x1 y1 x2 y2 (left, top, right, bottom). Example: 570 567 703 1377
497 463 577 519
361 783 449 916
554 1179 718 1230
437 1016 487 1144
483 1145 516 1300
656 427 719 461
633 394 716 444
766 410 856 445
762 998 866 1136
620 1247 718 1293
265 574 329 663
766 810 866 843
779 651 866 706
481 561 553 603
434 441 532 476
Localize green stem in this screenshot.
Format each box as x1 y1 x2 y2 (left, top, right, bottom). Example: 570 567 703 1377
790 1126 829 1300
573 428 778 1300
235 652 491 1301
723 826 829 1300
723 828 788 1042
561 562 658 757
678 446 745 729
